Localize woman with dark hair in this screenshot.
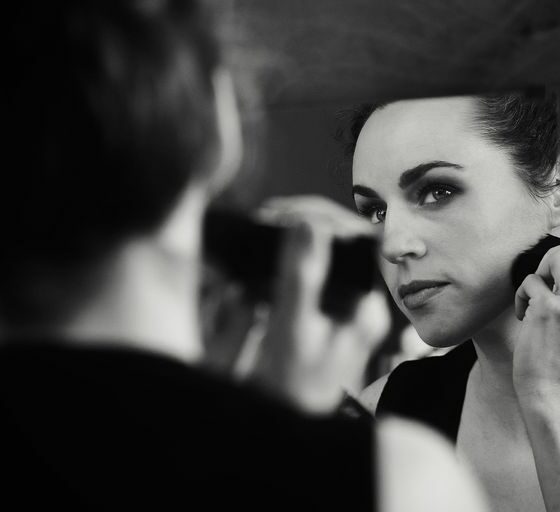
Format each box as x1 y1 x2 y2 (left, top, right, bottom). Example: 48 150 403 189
260 90 558 511
350 91 560 512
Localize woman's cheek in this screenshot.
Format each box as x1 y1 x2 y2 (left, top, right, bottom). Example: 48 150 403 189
379 261 395 287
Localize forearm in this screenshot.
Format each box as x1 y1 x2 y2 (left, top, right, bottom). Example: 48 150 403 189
519 389 560 512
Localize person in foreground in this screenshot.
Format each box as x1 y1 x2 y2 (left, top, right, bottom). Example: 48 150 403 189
2 1 488 510
348 93 560 512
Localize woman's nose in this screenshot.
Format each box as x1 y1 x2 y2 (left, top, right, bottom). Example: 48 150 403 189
380 211 426 264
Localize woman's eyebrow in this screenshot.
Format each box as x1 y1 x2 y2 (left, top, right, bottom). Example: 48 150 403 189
352 184 381 198
398 161 463 189
352 161 463 199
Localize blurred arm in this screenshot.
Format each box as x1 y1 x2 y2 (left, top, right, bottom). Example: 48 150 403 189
377 417 489 512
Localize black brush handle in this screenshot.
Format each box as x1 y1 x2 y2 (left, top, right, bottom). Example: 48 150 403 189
511 234 560 291
203 209 381 321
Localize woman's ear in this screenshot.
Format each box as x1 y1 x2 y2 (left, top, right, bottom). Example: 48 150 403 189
206 68 243 196
548 160 560 236
151 69 243 259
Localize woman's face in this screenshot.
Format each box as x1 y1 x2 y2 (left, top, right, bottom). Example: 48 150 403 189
352 96 551 347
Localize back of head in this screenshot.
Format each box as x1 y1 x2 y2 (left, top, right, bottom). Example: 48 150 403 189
4 0 221 324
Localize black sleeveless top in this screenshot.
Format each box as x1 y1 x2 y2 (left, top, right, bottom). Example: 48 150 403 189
376 340 477 443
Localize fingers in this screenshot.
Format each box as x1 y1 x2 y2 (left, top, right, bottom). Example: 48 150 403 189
515 273 560 321
351 290 392 349
515 246 560 320
324 292 390 396
534 246 560 293
258 195 374 239
515 274 548 320
257 215 390 413
273 221 333 323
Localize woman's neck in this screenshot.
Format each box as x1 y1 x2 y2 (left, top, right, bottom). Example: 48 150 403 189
471 306 520 390
469 304 526 429
62 239 204 364
1 235 206 368
2 188 208 366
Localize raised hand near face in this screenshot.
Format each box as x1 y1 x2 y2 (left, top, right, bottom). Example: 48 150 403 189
252 195 391 413
514 243 560 397
514 242 560 512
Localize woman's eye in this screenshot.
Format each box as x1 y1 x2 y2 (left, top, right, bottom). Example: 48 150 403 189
418 185 455 205
372 207 386 223
355 204 386 224
362 207 386 224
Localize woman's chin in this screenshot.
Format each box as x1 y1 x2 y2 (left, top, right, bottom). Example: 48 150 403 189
413 322 472 348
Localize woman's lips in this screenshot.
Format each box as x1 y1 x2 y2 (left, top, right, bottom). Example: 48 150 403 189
401 284 448 310
398 280 450 310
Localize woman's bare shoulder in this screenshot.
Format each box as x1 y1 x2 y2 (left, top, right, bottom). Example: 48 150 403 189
358 373 391 414
376 417 489 512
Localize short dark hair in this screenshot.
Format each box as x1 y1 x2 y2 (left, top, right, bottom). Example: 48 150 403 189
339 91 559 198
2 0 221 322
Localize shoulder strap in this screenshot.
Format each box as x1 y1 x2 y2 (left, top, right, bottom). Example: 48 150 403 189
376 341 477 442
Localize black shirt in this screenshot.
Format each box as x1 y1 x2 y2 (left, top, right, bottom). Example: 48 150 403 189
0 340 374 511
376 341 477 443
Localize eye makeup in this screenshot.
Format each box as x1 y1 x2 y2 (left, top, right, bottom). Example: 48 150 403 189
353 175 463 223
353 195 386 224
411 177 462 207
